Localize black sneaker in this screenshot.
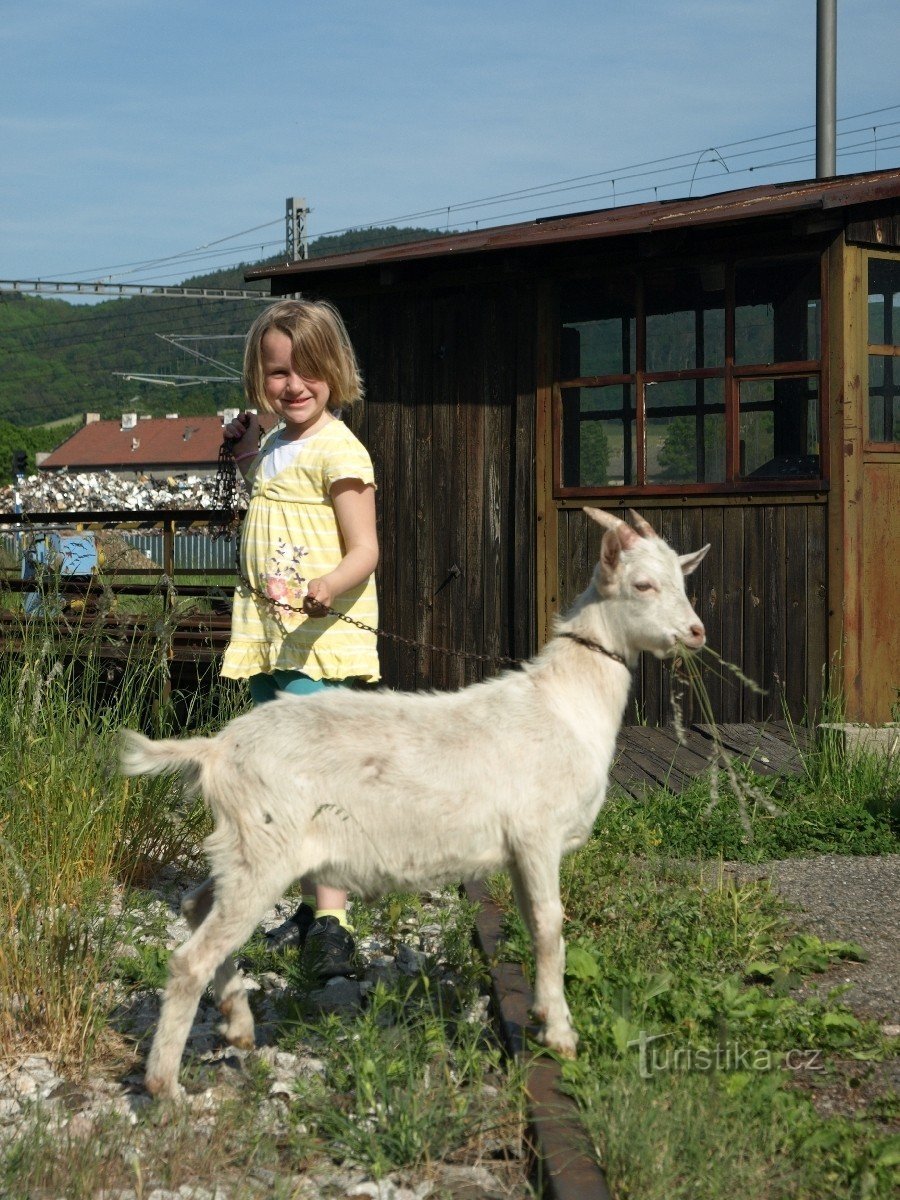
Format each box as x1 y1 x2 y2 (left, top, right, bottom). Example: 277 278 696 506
300 915 357 979
265 902 315 951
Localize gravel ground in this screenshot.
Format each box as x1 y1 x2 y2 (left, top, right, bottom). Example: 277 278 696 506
723 853 900 1023
0 872 531 1200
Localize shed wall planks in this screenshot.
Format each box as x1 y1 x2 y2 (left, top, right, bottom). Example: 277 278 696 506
555 502 827 724
342 285 528 693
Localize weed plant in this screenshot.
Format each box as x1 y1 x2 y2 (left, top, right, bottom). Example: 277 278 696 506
598 769 899 864
794 685 900 835
0 591 246 1066
287 986 521 1178
669 647 900 850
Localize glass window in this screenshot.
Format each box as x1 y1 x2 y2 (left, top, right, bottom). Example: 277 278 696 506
561 385 634 486
868 354 898 442
739 377 819 479
560 279 635 378
646 379 726 483
645 271 725 372
867 258 900 443
735 258 821 365
868 258 900 346
556 256 824 492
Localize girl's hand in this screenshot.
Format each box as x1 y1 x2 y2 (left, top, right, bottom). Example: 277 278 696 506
224 410 260 453
303 577 333 615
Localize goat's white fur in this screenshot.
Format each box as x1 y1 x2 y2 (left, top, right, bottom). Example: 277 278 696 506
120 507 708 1099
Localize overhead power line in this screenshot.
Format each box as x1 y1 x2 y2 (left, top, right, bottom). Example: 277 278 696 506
93 112 900 288
7 103 900 298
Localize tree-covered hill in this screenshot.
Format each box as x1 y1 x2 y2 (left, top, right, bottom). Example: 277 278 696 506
0 226 448 430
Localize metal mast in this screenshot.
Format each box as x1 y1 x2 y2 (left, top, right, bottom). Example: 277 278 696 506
816 0 837 179
286 197 310 261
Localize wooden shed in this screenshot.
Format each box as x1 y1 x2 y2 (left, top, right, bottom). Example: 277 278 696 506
247 169 900 726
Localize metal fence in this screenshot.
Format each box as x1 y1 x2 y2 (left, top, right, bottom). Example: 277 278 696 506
2 530 237 572
120 531 236 571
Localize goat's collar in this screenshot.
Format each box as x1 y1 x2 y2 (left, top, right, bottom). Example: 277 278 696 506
558 631 631 668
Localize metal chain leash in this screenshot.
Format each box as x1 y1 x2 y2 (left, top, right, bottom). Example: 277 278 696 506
211 438 244 540
210 438 521 669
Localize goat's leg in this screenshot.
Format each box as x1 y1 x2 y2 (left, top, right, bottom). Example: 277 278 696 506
511 847 577 1058
146 875 285 1099
180 878 254 1051
508 862 536 941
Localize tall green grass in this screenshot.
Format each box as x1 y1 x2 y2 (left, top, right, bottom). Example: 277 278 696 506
791 683 900 836
675 647 900 843
0 596 245 1065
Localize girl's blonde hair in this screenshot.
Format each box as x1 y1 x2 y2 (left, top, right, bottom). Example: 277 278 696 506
243 299 364 414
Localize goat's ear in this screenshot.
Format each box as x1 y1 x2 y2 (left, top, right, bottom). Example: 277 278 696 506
598 525 635 584
679 544 711 576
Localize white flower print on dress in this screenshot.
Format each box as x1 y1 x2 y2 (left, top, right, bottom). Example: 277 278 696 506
260 539 308 610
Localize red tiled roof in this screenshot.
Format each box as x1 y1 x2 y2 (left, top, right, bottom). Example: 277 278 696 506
40 415 277 470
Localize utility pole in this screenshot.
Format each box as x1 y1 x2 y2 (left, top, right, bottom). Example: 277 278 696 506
286 197 310 261
816 0 837 179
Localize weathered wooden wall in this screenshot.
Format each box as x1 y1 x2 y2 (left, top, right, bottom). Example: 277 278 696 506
338 285 538 693
555 500 828 724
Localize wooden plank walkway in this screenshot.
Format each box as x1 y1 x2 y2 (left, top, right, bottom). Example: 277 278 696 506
611 721 806 798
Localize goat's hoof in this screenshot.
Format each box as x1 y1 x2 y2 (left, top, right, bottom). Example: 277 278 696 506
537 1028 579 1059
145 1075 185 1103
223 1030 255 1051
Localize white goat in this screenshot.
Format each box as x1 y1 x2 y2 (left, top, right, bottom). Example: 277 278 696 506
120 507 708 1099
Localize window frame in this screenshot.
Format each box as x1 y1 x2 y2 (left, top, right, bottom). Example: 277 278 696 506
864 249 900 451
553 252 828 498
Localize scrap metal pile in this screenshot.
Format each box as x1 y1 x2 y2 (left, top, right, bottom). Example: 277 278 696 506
0 470 249 514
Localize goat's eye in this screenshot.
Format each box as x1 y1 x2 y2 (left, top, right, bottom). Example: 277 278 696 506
634 580 655 592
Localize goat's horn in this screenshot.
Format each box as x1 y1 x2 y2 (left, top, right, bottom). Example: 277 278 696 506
628 509 657 538
583 507 624 531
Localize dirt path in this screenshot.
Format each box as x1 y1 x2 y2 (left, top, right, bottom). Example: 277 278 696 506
724 853 900 1024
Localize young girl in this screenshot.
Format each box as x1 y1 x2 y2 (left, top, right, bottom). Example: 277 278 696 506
221 298 379 977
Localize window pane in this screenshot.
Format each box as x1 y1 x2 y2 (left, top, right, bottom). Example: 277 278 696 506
735 258 821 365
739 377 820 479
645 270 725 371
868 354 899 442
647 379 726 483
868 258 900 347
560 279 635 378
561 385 634 486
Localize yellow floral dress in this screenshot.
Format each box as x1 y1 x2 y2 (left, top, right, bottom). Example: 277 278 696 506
221 418 380 683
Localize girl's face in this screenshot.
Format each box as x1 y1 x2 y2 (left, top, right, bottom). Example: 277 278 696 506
261 329 332 439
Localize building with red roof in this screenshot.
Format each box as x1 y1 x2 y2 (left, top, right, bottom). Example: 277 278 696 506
39 411 275 478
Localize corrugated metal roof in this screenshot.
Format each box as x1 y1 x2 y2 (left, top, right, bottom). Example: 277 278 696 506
40 415 276 470
247 168 900 284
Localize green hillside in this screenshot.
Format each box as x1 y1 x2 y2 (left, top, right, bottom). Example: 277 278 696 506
0 226 448 430
0 418 81 482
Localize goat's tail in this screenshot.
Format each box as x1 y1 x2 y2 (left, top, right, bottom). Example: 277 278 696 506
119 728 216 793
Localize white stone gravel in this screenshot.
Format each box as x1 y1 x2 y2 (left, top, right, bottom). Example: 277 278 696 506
0 867 529 1199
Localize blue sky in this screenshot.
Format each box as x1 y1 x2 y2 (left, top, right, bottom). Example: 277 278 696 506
1 0 898 289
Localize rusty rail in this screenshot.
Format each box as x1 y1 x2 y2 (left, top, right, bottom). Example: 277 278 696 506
465 881 613 1200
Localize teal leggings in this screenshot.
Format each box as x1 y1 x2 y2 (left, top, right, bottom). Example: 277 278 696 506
248 670 351 705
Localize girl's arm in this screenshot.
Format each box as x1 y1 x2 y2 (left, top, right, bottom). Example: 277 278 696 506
223 411 261 482
303 480 379 613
